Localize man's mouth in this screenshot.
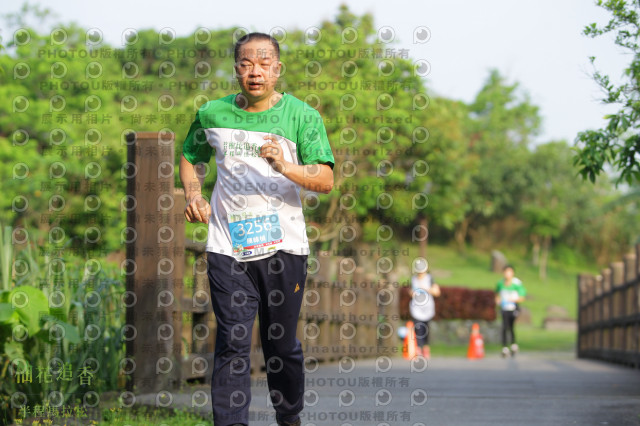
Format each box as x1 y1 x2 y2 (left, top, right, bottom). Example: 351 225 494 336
248 81 264 89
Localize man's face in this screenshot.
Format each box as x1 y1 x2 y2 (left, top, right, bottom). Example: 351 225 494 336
234 39 281 103
503 267 514 280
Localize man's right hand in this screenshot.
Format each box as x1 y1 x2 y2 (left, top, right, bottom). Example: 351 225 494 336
185 194 211 224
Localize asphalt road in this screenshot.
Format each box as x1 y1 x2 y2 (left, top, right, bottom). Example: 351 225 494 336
139 351 640 425
247 351 640 426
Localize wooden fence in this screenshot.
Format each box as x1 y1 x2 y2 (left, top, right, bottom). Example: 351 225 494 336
124 132 400 395
577 244 640 368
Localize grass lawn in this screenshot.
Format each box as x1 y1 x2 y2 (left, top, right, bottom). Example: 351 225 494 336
12 406 211 426
428 326 576 357
97 406 211 425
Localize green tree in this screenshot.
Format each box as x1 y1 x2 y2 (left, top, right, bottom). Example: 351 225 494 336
575 0 640 185
1 4 636 269
455 69 541 249
522 141 575 279
419 97 475 250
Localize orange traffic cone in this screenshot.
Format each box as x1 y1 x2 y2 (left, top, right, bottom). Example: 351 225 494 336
402 321 419 360
467 323 485 360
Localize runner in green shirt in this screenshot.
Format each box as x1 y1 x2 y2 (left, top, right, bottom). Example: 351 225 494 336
495 264 526 357
179 32 334 426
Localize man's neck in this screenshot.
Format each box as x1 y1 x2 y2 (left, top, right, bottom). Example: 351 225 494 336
239 92 283 112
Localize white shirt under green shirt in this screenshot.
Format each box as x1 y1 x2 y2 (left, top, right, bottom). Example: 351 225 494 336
495 278 526 311
182 92 335 262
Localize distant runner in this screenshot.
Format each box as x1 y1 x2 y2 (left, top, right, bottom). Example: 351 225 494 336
495 264 526 357
409 258 441 359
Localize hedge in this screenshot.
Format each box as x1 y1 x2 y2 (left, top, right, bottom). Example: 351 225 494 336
398 286 496 321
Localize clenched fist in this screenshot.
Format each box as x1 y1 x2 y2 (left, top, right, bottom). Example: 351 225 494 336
185 194 211 224
260 135 287 173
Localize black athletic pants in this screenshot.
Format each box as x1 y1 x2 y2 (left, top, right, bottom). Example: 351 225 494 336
413 319 430 347
501 309 517 347
206 250 307 426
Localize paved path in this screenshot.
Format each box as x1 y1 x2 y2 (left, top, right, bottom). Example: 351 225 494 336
251 352 640 426
143 352 640 425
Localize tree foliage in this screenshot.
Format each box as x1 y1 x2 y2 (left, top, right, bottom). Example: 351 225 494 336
575 0 640 185
0 5 637 266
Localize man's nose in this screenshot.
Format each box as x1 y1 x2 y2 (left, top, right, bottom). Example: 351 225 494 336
248 65 262 77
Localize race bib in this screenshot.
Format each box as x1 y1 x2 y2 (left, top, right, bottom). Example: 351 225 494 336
228 210 283 258
500 289 517 311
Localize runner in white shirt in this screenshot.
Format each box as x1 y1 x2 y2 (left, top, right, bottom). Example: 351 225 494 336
410 258 441 359
179 32 334 426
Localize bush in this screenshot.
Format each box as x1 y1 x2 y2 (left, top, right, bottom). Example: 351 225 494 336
434 286 496 321
0 225 126 425
398 285 496 321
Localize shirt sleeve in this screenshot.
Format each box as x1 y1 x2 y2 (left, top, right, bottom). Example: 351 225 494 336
517 284 527 297
182 110 213 165
296 108 335 169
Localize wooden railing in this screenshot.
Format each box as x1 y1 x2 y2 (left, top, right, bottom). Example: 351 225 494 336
124 132 399 394
577 244 640 368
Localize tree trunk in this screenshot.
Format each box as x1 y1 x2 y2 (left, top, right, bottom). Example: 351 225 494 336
454 217 470 252
531 234 540 266
419 216 428 259
539 234 551 280
329 231 339 256
597 223 610 265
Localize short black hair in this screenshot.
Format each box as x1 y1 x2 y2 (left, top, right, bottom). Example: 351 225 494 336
503 264 514 272
234 32 280 63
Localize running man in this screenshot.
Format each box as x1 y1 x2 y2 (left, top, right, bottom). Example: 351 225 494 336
179 32 335 426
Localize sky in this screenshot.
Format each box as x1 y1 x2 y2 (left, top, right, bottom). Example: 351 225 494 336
0 0 629 145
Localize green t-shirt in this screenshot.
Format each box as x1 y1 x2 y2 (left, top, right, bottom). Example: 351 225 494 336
495 278 526 311
181 92 335 261
182 92 334 168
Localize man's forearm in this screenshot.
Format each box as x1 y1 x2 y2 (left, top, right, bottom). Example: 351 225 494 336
180 154 206 200
277 162 333 194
